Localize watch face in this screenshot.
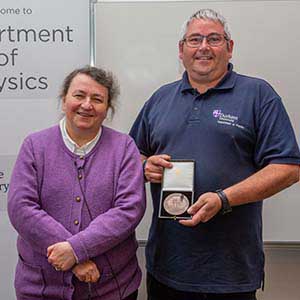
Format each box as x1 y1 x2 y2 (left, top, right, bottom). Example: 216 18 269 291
163 193 189 216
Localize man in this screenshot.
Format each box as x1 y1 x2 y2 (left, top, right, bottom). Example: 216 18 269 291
130 9 300 300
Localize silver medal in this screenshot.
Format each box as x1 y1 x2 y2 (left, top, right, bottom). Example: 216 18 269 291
163 193 189 216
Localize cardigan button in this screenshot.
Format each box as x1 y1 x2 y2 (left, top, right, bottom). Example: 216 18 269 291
78 174 83 180
74 220 79 225
75 196 81 202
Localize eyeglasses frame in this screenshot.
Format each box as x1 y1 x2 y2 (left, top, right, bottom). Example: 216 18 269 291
181 33 230 48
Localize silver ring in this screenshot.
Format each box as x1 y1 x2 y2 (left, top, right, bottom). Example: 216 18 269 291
54 266 61 271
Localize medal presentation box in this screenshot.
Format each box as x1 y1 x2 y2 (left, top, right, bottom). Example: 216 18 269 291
159 160 195 220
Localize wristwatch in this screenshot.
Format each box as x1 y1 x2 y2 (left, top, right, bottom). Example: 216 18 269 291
215 189 232 215
142 159 148 182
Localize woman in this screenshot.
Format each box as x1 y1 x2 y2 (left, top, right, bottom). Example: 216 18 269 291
8 66 146 300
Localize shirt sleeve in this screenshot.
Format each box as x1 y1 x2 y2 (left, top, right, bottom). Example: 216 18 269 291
129 102 153 157
67 137 146 262
254 97 300 168
7 137 73 256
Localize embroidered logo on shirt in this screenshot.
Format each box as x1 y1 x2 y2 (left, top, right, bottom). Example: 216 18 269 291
213 109 222 118
213 109 245 129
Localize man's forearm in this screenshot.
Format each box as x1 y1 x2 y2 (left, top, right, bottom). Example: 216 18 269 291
224 164 299 207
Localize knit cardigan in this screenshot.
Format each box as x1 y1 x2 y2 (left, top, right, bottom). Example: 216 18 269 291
8 125 146 300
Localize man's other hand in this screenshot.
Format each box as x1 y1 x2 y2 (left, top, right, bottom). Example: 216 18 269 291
144 154 172 183
179 192 222 226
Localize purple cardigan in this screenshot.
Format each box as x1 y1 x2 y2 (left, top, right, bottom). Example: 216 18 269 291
8 125 146 300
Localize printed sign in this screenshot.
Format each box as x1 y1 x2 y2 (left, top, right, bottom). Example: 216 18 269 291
0 0 90 99
0 155 16 211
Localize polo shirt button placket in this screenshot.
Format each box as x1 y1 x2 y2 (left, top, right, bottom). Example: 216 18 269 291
190 95 201 120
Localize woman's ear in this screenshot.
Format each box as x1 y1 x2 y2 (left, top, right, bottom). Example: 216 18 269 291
61 97 66 112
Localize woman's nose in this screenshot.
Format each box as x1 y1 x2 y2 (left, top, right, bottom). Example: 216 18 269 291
81 97 93 109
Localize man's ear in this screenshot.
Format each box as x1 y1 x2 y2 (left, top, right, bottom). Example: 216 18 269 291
227 39 234 60
178 41 184 60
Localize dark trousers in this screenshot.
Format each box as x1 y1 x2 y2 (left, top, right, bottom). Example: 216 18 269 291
147 273 257 300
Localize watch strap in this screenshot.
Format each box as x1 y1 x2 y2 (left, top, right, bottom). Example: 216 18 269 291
142 159 148 182
215 189 232 215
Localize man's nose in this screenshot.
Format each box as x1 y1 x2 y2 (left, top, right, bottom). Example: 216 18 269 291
198 37 210 49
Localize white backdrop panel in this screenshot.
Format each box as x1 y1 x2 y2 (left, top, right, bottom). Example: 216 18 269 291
95 0 300 243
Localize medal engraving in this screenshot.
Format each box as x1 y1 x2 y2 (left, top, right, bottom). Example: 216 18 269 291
163 193 189 216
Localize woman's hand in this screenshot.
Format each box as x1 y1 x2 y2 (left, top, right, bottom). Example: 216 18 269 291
72 260 100 283
47 241 77 271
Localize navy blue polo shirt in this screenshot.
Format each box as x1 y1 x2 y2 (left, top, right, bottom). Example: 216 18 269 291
130 64 300 293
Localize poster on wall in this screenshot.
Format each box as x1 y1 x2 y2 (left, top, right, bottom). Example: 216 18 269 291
0 3 91 298
0 0 91 211
0 155 15 211
0 0 91 99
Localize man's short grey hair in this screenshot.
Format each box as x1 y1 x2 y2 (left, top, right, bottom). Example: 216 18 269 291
179 8 231 41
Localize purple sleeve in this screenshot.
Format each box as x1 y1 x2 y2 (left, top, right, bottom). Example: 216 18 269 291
67 138 146 262
7 137 73 256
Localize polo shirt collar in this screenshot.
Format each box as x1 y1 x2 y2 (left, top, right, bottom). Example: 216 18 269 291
180 63 237 94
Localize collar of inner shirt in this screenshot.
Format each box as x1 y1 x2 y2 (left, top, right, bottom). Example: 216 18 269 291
59 117 102 156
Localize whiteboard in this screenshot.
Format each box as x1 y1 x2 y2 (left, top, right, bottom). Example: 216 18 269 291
95 0 300 243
